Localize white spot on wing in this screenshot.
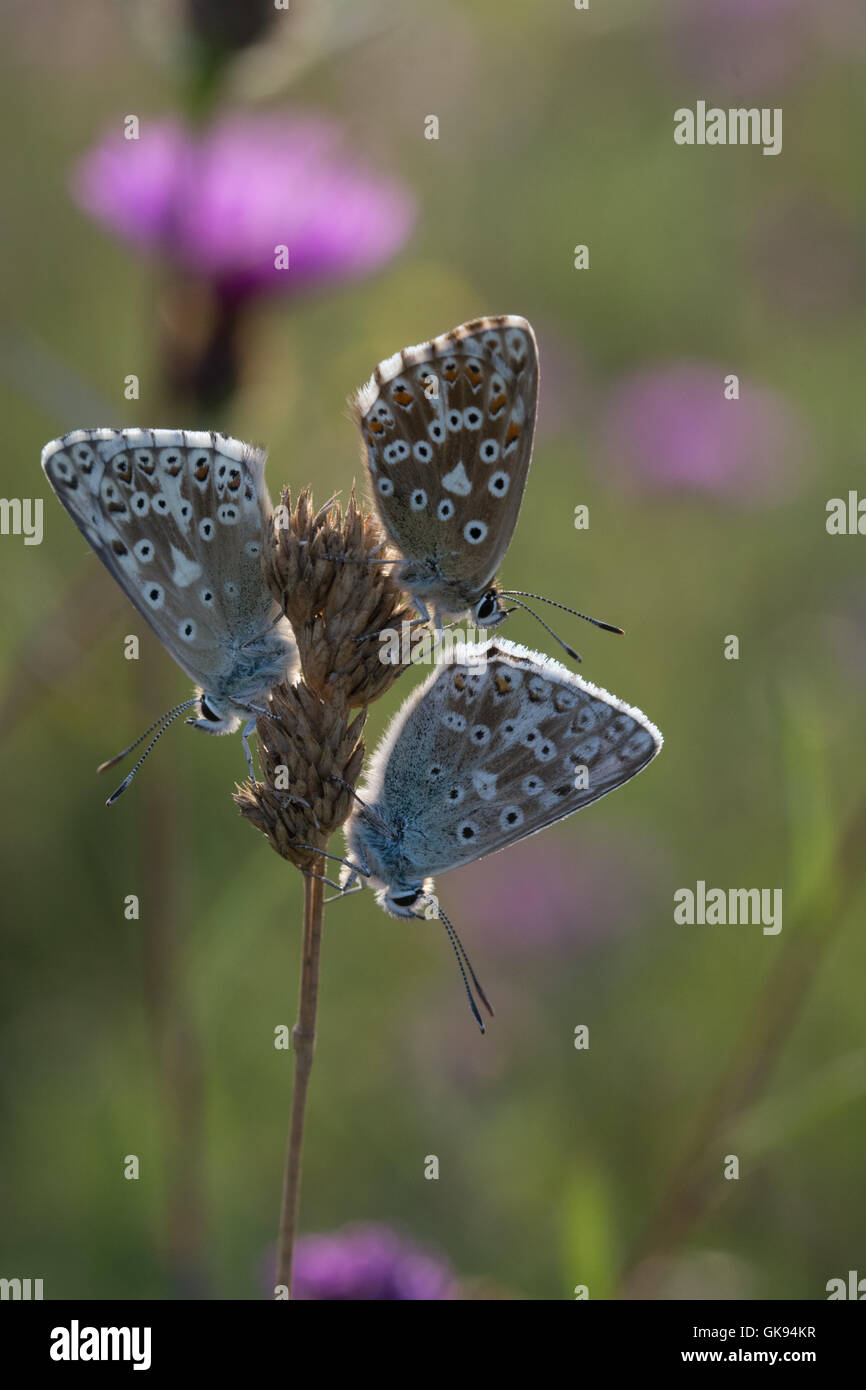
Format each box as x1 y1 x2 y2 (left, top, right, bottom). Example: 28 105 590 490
471 769 498 800
170 545 203 588
442 462 472 496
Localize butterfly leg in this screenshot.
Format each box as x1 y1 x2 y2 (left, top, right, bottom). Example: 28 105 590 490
324 877 365 905
241 717 258 784
302 868 346 893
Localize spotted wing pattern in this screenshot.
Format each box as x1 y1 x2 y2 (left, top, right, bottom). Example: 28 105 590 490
41 427 292 699
362 639 662 878
352 315 538 608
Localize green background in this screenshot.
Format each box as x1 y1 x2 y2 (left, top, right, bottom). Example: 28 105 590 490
2 0 865 1299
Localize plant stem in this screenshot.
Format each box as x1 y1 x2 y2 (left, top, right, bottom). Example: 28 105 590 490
276 861 326 1295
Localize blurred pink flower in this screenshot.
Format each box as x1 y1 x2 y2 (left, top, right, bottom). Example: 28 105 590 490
454 833 664 954
265 1224 459 1300
600 361 805 502
72 113 415 298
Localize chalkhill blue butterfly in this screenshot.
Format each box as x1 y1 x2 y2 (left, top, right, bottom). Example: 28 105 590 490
329 638 662 1030
352 314 622 658
41 427 297 801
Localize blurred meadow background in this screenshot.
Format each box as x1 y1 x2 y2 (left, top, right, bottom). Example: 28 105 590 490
2 0 866 1300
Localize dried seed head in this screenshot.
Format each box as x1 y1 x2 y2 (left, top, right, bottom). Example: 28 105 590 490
265 486 414 707
234 681 366 869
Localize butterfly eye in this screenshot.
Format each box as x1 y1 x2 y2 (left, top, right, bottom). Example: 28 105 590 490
476 593 497 622
199 696 222 723
391 891 421 909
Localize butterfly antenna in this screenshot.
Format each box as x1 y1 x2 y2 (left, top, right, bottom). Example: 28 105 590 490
501 590 625 636
103 699 200 806
427 897 494 1033
502 597 584 663
97 698 200 775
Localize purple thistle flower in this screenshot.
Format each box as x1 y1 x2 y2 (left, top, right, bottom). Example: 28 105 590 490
71 113 415 299
600 361 805 503
287 1224 458 1301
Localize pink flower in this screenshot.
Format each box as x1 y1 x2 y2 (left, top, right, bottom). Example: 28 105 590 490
72 113 415 298
600 362 805 503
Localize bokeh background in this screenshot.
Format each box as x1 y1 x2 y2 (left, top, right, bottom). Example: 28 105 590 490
2 0 866 1300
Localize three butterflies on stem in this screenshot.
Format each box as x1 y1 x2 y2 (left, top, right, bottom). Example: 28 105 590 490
41 314 662 1029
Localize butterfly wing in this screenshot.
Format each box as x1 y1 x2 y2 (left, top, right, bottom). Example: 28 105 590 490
351 315 538 607
41 428 290 698
363 639 662 878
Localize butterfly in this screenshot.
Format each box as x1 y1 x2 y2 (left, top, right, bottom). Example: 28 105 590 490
41 427 297 802
351 314 622 657
328 638 662 1030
